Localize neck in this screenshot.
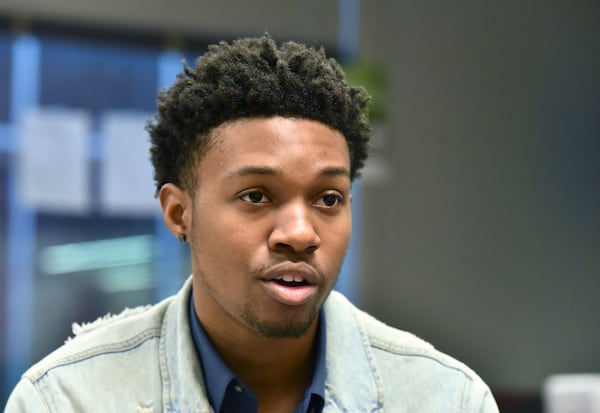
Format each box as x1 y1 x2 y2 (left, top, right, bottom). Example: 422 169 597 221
195 304 320 411
207 313 318 392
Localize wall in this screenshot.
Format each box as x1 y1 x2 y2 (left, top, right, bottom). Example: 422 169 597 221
0 0 338 45
360 1 600 393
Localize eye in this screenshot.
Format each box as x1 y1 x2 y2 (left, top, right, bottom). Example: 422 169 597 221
240 190 270 204
315 193 343 208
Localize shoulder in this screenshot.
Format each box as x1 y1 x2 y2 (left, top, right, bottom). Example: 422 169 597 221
324 291 498 411
326 291 476 375
25 296 173 383
5 297 175 412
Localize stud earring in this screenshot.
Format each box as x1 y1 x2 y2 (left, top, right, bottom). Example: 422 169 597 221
177 234 187 243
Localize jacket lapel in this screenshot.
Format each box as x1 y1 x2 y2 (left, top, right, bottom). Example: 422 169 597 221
323 291 383 412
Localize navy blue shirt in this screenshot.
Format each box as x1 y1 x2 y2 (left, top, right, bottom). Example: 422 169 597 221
189 293 326 413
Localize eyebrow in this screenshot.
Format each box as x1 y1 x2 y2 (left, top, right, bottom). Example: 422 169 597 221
225 165 350 179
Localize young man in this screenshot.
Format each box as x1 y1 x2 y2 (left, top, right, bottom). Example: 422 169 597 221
6 35 498 412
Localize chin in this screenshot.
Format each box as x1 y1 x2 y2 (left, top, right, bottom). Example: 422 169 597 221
243 311 319 339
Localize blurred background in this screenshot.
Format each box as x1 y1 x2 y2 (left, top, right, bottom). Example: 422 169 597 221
0 1 599 411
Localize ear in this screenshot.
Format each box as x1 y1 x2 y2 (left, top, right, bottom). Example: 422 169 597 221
158 183 192 240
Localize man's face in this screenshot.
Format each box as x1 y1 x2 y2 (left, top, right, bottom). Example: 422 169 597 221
189 116 352 339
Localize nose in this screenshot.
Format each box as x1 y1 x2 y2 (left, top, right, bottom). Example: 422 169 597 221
268 202 321 254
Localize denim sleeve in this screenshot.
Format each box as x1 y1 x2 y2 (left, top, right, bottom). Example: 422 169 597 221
5 378 51 413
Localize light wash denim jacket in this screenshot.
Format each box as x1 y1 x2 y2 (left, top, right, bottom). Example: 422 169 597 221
5 277 498 412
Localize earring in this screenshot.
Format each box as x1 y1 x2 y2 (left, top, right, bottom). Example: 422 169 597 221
177 234 187 243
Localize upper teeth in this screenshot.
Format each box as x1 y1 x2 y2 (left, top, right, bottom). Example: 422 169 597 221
276 275 304 283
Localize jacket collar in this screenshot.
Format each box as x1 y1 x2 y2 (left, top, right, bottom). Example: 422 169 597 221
161 276 213 412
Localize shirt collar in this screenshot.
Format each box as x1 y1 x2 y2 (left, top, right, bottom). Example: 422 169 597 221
189 291 326 412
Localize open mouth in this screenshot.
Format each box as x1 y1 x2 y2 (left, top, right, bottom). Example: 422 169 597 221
260 262 319 305
263 274 317 305
273 275 310 287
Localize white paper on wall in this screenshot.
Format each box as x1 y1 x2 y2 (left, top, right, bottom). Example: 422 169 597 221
17 107 91 213
100 112 159 216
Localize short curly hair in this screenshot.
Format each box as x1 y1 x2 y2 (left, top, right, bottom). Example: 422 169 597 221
147 34 371 195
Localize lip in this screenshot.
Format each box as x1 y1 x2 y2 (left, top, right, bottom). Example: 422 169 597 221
259 262 320 306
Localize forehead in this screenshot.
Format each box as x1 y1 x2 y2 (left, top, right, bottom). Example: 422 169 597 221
200 117 350 179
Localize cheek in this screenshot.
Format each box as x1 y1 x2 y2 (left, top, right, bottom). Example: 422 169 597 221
320 217 352 268
192 210 266 268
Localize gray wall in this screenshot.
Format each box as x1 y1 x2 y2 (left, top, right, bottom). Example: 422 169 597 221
360 2 600 392
0 0 339 45
1 0 598 394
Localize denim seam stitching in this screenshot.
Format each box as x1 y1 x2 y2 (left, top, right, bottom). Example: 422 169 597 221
29 327 162 382
369 344 476 383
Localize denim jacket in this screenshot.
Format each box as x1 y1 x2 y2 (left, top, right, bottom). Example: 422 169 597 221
5 276 498 412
